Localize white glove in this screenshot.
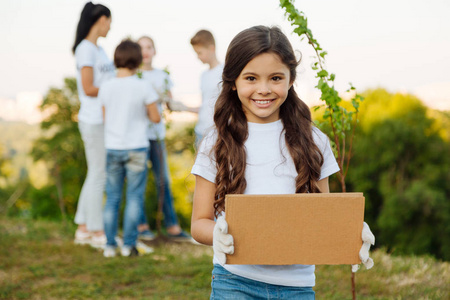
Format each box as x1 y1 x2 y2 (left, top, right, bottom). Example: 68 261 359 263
159 94 170 104
167 99 188 112
213 215 234 265
352 222 375 272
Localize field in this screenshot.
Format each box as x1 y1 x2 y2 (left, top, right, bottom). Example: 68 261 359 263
0 217 448 299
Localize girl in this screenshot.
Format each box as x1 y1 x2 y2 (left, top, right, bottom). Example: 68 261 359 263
191 26 374 299
72 2 115 248
136 36 190 240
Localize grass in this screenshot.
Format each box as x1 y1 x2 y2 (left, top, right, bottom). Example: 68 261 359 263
0 217 448 299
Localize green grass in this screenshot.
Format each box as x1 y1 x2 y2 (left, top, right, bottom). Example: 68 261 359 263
0 218 448 299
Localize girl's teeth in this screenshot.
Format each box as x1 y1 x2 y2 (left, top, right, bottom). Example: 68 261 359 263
255 100 271 104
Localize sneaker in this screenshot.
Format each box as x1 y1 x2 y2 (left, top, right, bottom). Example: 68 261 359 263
138 229 156 241
167 230 192 242
115 236 124 247
103 246 117 258
90 234 107 249
74 229 91 245
136 241 154 255
121 246 139 257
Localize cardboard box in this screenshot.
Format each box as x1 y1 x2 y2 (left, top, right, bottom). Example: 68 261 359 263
225 193 365 265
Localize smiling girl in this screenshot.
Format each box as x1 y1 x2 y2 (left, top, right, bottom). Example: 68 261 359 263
190 25 374 299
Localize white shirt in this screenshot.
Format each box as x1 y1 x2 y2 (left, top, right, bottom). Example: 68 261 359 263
191 120 340 287
75 39 115 124
195 64 224 136
141 69 173 140
99 75 158 150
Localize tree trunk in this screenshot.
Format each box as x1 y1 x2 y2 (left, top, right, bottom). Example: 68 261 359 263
0 181 27 214
54 165 67 225
341 175 356 300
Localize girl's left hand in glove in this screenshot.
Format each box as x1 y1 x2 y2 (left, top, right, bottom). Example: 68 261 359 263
352 222 375 272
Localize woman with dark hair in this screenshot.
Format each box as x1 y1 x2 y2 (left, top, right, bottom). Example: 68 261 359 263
72 2 115 248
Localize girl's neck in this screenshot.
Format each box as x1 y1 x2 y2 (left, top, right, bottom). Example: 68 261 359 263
85 30 99 46
141 63 153 71
117 68 136 78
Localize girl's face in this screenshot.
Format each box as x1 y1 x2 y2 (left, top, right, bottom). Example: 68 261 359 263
98 16 112 38
138 38 156 66
234 52 292 124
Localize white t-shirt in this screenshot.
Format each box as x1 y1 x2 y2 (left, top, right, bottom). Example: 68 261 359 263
98 75 159 150
75 39 115 124
195 64 224 136
141 69 173 140
191 120 340 287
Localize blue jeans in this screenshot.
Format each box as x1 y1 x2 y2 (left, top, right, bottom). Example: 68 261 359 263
140 140 178 228
210 265 315 300
104 148 148 247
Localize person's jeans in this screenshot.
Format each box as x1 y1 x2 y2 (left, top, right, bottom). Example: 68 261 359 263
210 265 315 300
75 121 105 231
104 148 148 247
140 140 179 228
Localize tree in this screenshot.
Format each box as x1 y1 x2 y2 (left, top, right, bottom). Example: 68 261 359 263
30 77 86 220
280 0 363 194
348 89 450 260
0 145 16 214
280 1 364 297
29 77 195 232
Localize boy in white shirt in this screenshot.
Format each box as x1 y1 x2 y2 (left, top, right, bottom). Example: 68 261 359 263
99 39 160 257
190 30 224 146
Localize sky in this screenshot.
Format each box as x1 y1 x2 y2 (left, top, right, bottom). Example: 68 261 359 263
1 0 449 112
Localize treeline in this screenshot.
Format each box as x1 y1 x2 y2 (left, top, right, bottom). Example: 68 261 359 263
0 78 196 230
316 89 450 261
0 78 449 261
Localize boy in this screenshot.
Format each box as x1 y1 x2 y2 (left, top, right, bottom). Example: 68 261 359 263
99 39 161 257
190 29 224 146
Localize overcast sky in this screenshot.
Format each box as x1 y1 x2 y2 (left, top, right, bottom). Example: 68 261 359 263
1 0 449 109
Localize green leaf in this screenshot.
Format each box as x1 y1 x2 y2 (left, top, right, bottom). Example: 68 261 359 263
317 70 329 78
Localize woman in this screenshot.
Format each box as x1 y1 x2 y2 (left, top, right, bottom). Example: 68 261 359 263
72 2 115 248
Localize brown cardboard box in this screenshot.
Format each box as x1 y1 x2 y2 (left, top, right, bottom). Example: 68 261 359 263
225 193 365 265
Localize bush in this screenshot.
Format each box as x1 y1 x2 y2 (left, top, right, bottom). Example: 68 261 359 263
346 89 450 260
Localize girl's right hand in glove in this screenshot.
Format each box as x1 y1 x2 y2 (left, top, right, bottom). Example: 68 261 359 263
213 215 234 265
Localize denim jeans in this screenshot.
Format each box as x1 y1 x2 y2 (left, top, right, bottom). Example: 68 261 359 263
140 140 179 228
104 148 148 247
75 121 105 231
210 265 315 300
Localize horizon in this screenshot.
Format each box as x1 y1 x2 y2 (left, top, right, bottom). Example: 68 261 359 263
1 0 449 121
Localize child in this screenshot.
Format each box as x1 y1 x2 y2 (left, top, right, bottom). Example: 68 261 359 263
191 26 375 298
99 39 161 257
190 29 224 146
136 36 191 240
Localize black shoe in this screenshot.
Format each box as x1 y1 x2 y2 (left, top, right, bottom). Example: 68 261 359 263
121 246 139 257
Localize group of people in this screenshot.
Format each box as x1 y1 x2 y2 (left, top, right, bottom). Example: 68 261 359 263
72 2 222 257
72 2 375 298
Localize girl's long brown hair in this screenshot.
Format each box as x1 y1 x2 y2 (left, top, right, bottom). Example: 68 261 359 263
213 26 324 217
